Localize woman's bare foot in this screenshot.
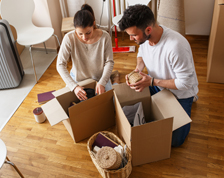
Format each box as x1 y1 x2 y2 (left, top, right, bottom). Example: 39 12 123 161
110 70 120 85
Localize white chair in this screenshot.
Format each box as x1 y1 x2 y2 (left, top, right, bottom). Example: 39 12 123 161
0 139 24 178
0 0 61 82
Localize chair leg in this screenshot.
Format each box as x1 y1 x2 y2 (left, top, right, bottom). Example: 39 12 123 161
5 157 24 178
53 34 61 47
110 24 115 37
29 46 38 83
43 42 48 54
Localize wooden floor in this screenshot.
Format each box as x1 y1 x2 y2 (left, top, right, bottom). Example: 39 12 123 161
1 32 224 178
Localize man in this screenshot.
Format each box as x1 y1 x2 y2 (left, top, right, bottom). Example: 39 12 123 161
118 4 199 147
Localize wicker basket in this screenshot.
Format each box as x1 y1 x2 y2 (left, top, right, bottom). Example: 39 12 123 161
87 131 132 178
128 71 142 84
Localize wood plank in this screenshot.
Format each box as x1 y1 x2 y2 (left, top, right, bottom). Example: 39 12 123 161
0 32 224 178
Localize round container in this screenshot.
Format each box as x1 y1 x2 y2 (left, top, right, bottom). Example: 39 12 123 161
128 71 143 84
96 146 122 170
33 107 46 123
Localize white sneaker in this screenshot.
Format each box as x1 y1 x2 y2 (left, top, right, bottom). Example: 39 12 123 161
193 95 199 102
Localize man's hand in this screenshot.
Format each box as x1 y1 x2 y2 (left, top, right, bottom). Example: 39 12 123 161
128 72 152 92
95 83 105 95
74 86 87 100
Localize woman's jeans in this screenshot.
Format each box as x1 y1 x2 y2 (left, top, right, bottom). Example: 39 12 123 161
150 86 194 147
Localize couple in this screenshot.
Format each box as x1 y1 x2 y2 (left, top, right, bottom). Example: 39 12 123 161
57 4 198 147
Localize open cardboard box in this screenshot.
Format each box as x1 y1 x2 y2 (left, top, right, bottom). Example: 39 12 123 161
112 83 192 166
42 79 115 143
207 0 224 83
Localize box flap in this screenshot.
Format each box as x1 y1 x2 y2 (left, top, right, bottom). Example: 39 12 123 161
41 98 69 126
113 91 132 148
53 79 96 97
131 118 173 166
152 89 192 131
218 0 224 5
69 89 115 142
77 78 96 88
113 83 151 121
52 87 70 97
112 83 150 104
62 119 75 141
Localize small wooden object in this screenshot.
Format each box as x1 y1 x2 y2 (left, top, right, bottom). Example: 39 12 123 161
128 71 142 84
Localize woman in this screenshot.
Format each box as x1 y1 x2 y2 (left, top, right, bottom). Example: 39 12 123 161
57 4 114 101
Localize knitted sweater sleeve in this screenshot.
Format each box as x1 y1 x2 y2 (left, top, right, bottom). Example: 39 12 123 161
57 33 78 91
97 33 114 87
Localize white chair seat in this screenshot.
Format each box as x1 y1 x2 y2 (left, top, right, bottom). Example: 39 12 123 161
112 14 123 27
17 26 54 46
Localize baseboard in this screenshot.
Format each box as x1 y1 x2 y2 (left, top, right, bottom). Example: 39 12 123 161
29 47 57 53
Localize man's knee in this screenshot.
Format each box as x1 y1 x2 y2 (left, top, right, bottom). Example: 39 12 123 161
171 123 191 147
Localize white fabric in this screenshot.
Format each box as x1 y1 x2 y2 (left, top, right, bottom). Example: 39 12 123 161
57 30 114 91
137 25 198 99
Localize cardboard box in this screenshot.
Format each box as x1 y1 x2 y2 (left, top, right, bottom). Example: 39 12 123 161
112 83 192 166
207 0 224 83
42 79 115 143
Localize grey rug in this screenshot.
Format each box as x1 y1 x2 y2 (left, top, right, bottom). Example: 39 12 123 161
0 47 57 131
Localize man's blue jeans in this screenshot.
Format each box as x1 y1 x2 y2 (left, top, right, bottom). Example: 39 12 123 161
150 86 193 147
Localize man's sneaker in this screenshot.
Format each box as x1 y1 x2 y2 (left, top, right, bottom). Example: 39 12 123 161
193 95 199 102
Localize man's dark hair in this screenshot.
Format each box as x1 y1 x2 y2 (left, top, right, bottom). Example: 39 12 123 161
73 4 95 28
118 4 155 31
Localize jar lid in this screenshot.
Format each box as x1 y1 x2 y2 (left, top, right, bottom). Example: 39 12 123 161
96 146 122 170
33 107 43 115
128 71 143 84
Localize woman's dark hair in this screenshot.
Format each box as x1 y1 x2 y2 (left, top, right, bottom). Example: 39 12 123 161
73 4 96 28
118 4 155 32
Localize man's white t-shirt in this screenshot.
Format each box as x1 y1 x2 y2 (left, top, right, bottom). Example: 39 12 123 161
137 25 198 99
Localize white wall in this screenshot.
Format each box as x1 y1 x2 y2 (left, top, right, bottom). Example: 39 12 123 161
184 0 214 35
30 0 215 50
68 0 215 35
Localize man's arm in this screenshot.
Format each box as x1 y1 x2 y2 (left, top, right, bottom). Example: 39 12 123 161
153 78 177 90
131 73 178 92
135 57 145 72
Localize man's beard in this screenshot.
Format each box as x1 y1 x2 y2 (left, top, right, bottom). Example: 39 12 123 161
135 32 151 45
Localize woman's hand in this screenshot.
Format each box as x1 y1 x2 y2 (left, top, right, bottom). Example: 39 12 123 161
95 83 105 95
74 86 87 101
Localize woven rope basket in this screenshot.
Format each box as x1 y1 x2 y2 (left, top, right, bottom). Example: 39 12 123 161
87 131 132 178
128 71 142 84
